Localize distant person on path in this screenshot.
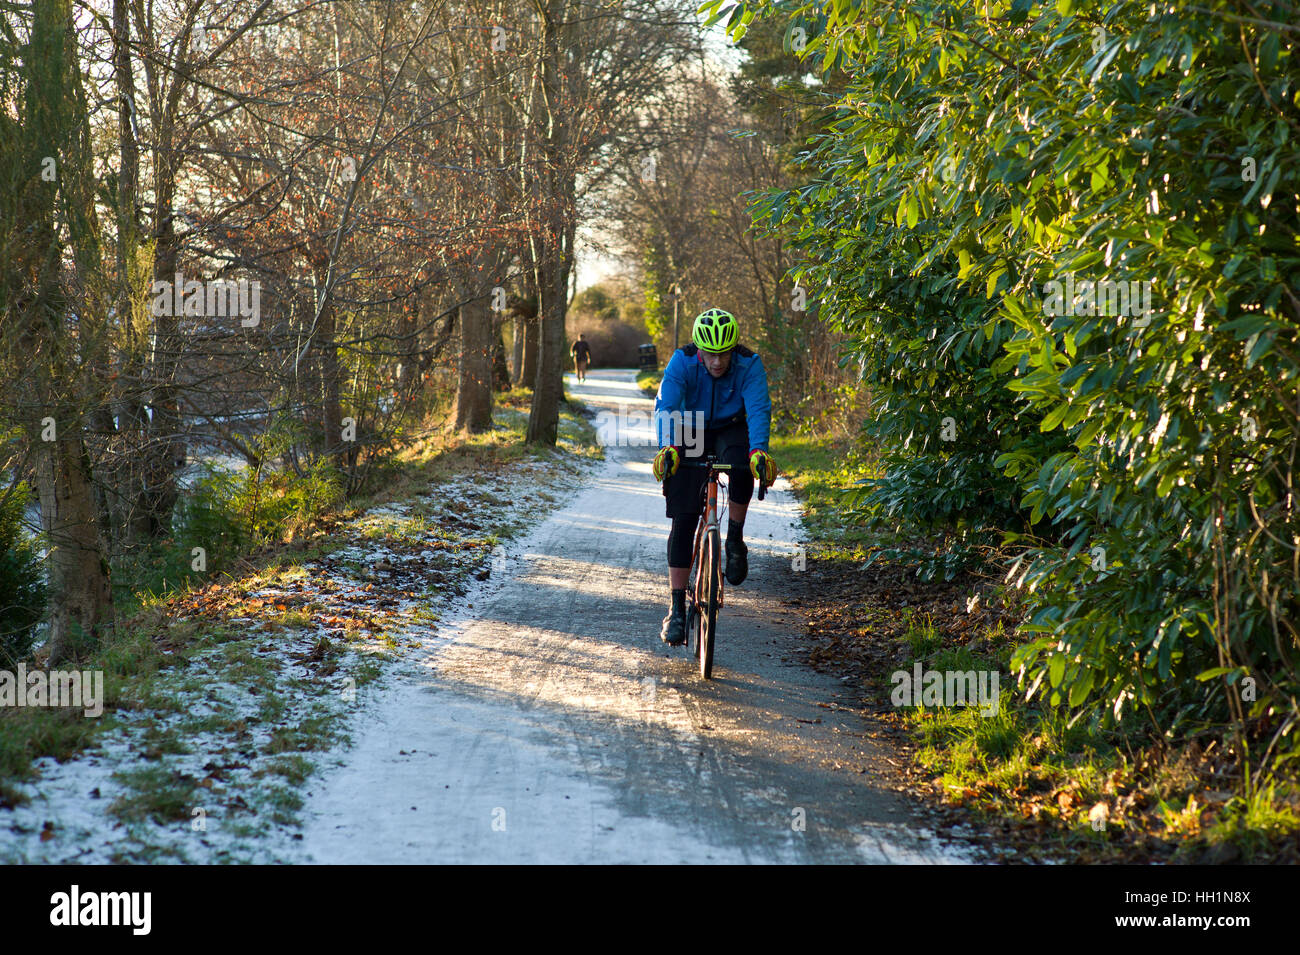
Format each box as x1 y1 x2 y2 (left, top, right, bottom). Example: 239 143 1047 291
651 308 777 646
571 334 592 382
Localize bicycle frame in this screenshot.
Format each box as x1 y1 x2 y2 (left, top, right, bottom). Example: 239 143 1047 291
684 458 730 611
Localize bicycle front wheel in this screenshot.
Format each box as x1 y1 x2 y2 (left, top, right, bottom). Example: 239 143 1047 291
700 527 720 679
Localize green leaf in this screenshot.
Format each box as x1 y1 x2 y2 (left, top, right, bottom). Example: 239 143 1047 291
986 268 1007 298
1260 32 1280 73
1075 418 1104 448
1195 666 1240 682
958 248 973 278
1068 669 1094 707
1041 402 1069 432
1156 469 1176 498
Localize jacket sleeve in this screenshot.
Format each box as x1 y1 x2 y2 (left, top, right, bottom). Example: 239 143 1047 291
742 354 772 453
654 350 687 447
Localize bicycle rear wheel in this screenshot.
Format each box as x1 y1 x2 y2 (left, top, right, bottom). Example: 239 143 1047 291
700 527 720 679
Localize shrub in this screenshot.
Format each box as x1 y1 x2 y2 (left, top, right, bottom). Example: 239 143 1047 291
0 484 46 665
713 0 1300 757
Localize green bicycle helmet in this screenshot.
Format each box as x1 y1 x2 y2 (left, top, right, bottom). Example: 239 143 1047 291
691 308 739 353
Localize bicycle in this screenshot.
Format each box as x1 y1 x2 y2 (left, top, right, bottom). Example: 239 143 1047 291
663 451 767 679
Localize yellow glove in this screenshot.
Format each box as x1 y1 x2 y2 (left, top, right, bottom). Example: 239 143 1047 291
749 449 776 485
653 446 681 482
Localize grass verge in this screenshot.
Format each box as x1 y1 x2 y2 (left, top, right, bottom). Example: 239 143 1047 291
1 390 601 858
636 368 663 396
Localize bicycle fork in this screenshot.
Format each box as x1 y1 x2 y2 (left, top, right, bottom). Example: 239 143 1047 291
693 475 726 610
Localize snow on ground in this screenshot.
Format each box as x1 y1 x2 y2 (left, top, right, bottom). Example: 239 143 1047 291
0 456 588 864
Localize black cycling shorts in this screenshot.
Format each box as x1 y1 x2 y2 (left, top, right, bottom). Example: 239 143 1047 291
662 416 754 519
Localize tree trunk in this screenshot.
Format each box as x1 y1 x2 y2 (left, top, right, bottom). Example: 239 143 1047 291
398 300 419 393
140 167 184 541
114 0 138 305
557 196 577 397
527 167 577 445
452 294 494 432
510 315 525 385
492 318 511 392
110 0 147 549
35 436 115 664
527 251 567 444
315 263 344 461
525 1 574 446
520 286 540 388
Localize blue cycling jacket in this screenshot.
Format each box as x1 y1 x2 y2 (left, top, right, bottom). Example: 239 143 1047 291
654 344 772 452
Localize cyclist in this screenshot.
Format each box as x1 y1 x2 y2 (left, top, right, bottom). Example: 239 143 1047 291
651 308 777 645
570 333 592 382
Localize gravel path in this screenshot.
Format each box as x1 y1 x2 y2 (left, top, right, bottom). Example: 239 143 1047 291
295 369 975 863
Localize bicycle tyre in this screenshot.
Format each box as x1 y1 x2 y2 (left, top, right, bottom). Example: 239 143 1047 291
701 527 720 679
689 518 705 659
